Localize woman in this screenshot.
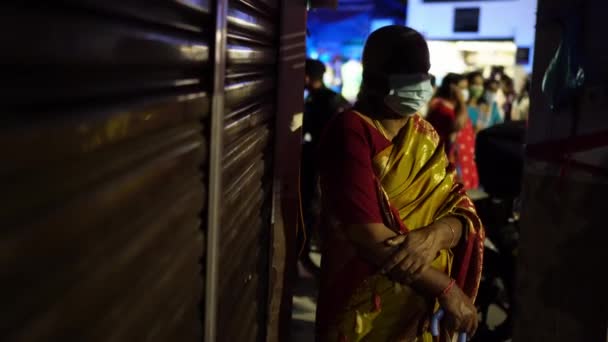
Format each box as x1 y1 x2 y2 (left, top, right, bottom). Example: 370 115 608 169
467 72 485 132
427 73 479 190
472 79 504 131
426 73 469 153
316 26 484 342
511 77 530 121
501 76 516 121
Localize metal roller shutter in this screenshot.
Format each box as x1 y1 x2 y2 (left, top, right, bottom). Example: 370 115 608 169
0 2 210 341
216 0 278 340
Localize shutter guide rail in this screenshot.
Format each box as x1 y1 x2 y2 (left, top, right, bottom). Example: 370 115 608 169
204 0 229 340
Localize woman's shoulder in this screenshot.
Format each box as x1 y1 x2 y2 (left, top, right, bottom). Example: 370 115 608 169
320 110 389 156
330 110 369 128
410 114 441 140
323 110 374 139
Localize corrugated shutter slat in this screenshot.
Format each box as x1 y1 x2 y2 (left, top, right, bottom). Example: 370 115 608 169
217 0 278 340
0 3 209 341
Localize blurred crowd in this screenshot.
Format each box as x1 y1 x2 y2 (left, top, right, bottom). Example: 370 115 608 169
424 71 530 190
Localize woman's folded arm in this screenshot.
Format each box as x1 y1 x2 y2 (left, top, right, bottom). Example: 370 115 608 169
344 222 456 295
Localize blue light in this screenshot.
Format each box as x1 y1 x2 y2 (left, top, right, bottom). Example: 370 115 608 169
370 18 394 32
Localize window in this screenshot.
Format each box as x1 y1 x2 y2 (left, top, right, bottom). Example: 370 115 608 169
516 47 531 64
453 7 480 33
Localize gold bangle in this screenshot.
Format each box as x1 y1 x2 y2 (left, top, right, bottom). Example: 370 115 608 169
439 219 456 247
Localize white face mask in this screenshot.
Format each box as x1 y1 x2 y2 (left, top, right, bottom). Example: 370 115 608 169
384 75 434 117
485 92 497 104
461 89 470 102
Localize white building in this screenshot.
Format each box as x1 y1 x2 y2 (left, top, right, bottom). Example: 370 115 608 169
407 0 537 85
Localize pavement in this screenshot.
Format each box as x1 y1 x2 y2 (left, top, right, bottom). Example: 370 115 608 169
291 253 320 342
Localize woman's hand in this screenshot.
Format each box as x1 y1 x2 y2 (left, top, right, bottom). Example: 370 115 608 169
439 285 478 337
380 227 440 281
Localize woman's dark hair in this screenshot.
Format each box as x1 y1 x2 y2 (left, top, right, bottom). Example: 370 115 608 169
485 78 499 91
502 75 515 94
356 25 430 114
467 71 483 85
435 73 465 100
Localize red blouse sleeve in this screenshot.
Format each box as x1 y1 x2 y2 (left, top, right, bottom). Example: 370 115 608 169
319 113 384 225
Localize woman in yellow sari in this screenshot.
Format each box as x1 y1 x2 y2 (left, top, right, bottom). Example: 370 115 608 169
316 26 484 342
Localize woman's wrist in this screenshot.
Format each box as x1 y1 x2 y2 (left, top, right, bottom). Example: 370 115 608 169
409 266 456 298
439 278 456 299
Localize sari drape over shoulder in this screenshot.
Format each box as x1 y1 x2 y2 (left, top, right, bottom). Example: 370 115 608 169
316 112 484 342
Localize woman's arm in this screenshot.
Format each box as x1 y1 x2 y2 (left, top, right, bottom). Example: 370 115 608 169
345 221 478 336
345 216 464 281
380 216 464 277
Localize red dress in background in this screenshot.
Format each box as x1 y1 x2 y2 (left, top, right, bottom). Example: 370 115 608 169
427 98 479 190
451 118 479 190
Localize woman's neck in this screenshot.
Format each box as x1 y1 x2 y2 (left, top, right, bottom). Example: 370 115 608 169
377 116 409 141
354 102 409 141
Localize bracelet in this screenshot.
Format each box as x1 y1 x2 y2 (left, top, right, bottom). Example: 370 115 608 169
440 279 456 298
438 219 456 247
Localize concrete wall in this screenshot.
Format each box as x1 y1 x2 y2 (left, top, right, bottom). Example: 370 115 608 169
514 0 608 340
406 0 537 70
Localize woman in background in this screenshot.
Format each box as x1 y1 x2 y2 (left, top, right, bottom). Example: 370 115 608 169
511 77 530 121
427 74 479 190
472 79 504 131
501 76 516 121
426 73 468 153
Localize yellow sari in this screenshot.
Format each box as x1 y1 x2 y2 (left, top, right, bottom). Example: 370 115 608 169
321 113 484 342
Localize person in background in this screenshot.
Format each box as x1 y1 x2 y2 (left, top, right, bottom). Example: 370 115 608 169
489 66 505 83
299 58 350 277
467 71 485 108
340 58 363 103
428 72 479 190
330 55 344 93
304 59 350 147
468 72 490 131
501 75 516 121
445 72 481 190
511 76 530 121
322 61 335 92
316 26 483 341
426 73 469 153
473 79 504 131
